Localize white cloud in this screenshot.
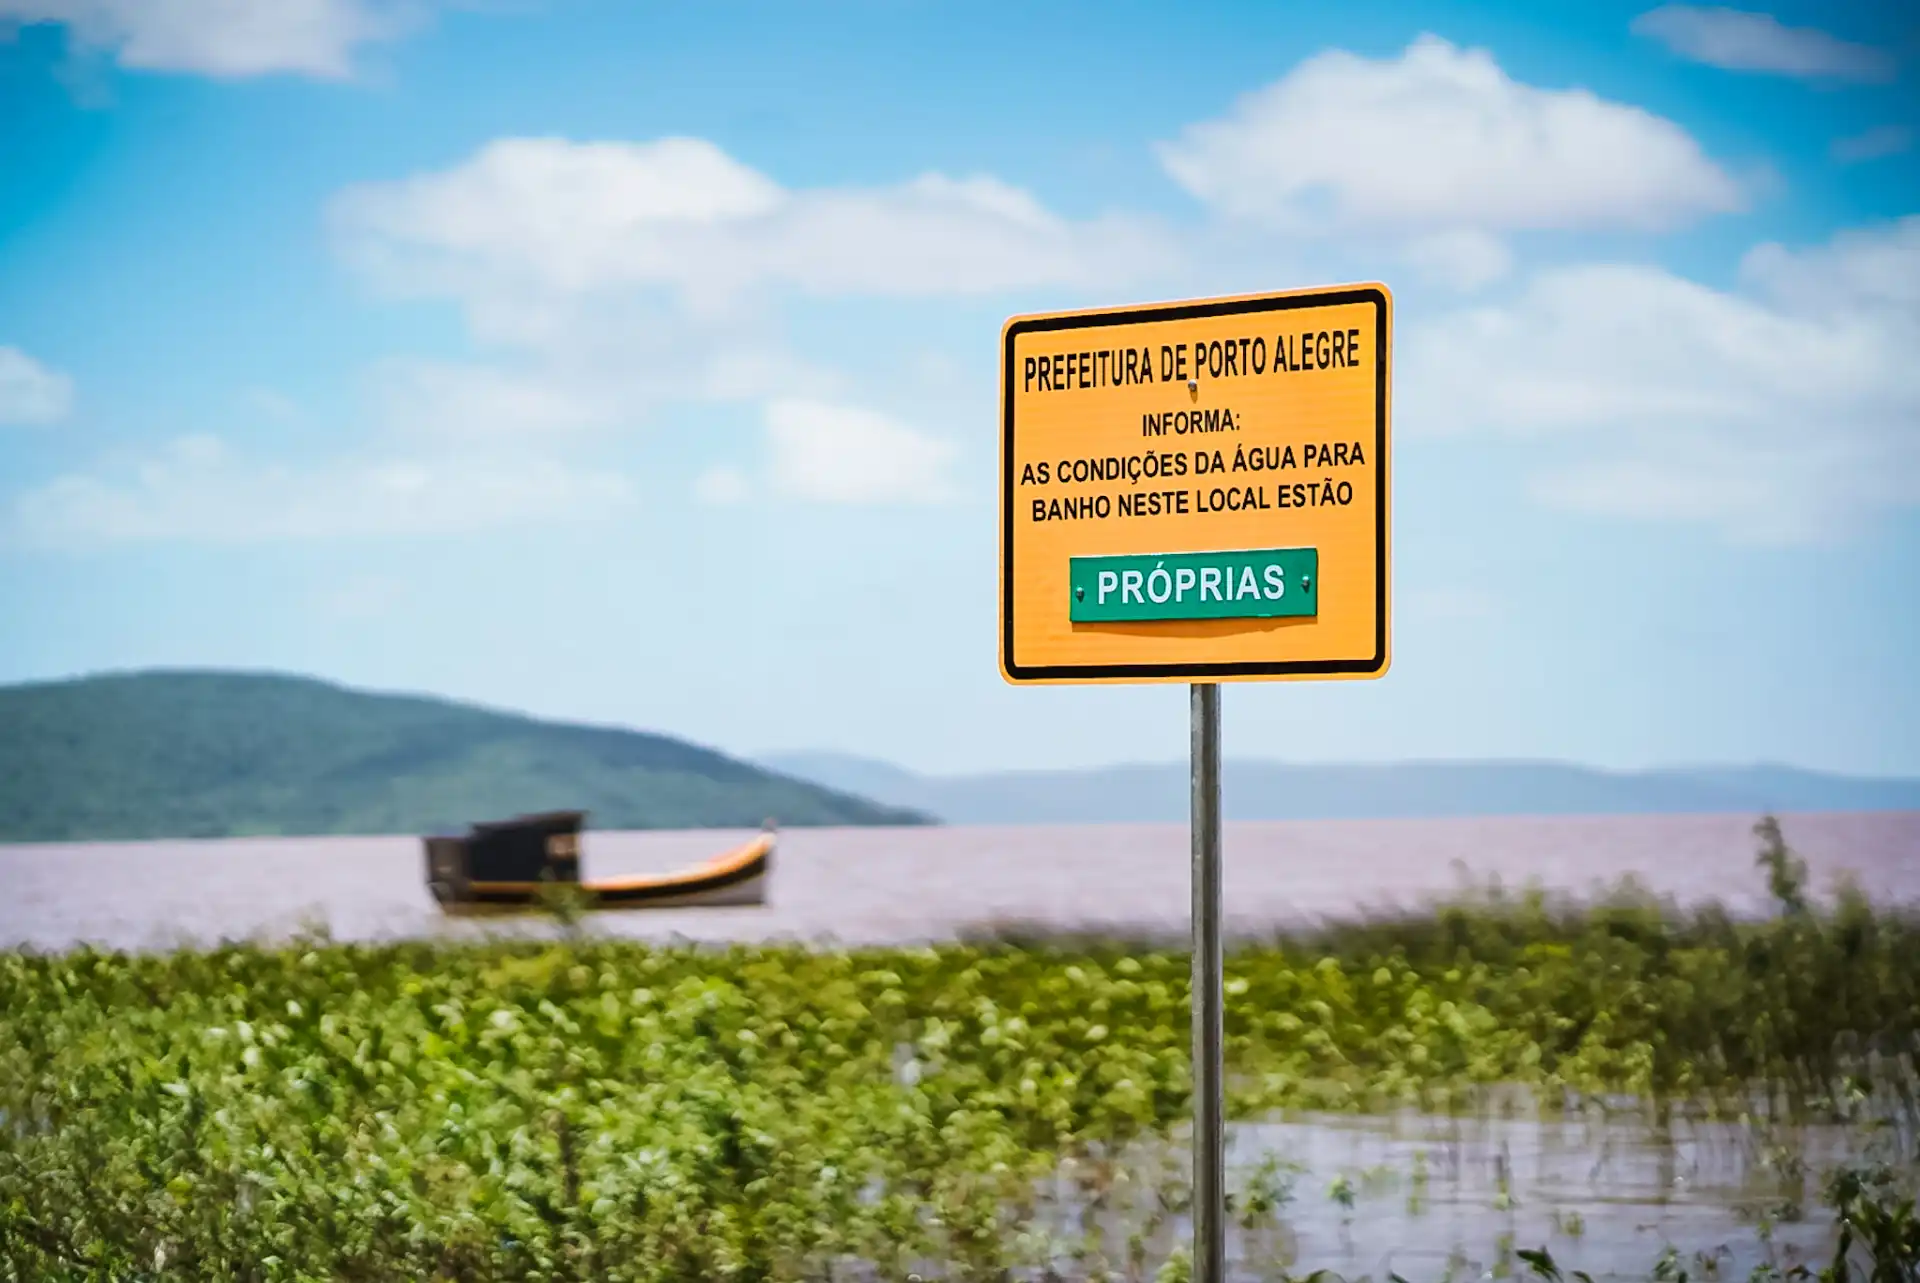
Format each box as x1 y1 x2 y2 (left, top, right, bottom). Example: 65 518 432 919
332 138 784 302
693 465 750 506
1632 6 1897 83
1741 217 1920 312
764 399 957 505
331 136 1170 313
1157 34 1745 255
8 433 632 546
0 347 74 425
359 309 839 450
0 0 418 79
328 135 1170 453
1403 217 1920 543
1832 126 1913 166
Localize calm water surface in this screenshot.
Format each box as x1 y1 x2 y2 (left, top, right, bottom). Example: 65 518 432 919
1 811 1913 953
1037 1102 1904 1281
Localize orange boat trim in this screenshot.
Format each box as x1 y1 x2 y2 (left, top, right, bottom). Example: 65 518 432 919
465 833 773 896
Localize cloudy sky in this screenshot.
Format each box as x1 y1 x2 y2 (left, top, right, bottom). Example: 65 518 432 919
1 0 1916 776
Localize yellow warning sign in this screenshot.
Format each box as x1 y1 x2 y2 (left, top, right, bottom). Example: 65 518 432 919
999 284 1392 684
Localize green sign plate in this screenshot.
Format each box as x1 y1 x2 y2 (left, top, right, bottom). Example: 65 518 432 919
1069 548 1318 623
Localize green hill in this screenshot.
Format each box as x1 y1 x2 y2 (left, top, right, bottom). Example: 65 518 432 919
0 671 929 842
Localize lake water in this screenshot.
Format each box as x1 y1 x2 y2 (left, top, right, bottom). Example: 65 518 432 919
1 811 1914 953
1022 1094 1914 1282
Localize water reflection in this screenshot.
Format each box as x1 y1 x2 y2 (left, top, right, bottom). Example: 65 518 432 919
1020 1093 1915 1282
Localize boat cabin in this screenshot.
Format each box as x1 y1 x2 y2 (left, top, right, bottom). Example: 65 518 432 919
424 810 583 906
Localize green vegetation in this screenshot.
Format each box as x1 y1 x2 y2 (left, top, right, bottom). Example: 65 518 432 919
2 824 1916 1280
0 671 927 841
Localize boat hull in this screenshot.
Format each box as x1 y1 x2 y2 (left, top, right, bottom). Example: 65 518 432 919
428 830 774 915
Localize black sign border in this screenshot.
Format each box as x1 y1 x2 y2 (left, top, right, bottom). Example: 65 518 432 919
1001 286 1389 683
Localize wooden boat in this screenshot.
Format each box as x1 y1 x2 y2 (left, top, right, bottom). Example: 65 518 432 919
424 810 773 914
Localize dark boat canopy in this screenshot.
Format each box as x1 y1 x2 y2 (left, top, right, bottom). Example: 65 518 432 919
426 811 584 896
469 810 585 835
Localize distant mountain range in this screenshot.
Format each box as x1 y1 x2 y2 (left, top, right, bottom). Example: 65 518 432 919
0 672 928 843
760 751 1920 825
6 670 1909 844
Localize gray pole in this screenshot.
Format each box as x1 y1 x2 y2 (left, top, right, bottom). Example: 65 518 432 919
1190 682 1225 1283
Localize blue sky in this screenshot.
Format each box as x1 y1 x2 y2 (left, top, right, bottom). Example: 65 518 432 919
1 0 1916 776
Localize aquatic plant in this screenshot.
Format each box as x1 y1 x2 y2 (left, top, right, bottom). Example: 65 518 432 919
1 835 1916 1280
1824 1162 1920 1283
1236 1152 1304 1229
1755 816 1812 919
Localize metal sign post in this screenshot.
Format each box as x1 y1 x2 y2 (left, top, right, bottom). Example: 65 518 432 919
1190 683 1225 1283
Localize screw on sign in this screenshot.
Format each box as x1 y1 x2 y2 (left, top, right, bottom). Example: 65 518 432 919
998 284 1393 1283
